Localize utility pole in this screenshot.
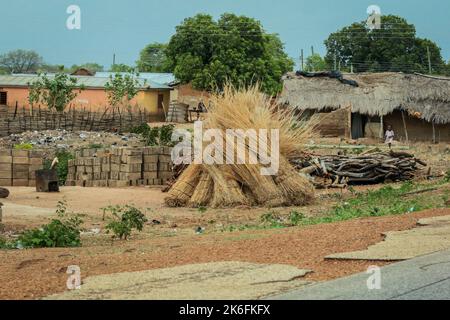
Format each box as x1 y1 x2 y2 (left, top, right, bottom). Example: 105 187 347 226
301 49 304 71
112 53 116 67
427 46 432 74
334 52 337 71
311 46 314 56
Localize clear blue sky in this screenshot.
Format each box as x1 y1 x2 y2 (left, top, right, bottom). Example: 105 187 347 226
1 0 449 69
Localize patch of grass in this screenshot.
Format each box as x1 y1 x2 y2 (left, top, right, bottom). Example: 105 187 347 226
295 181 446 226
13 143 33 150
0 236 15 249
225 180 449 233
88 143 104 149
197 206 208 214
444 170 450 183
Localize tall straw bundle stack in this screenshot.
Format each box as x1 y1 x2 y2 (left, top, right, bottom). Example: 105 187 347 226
165 86 315 208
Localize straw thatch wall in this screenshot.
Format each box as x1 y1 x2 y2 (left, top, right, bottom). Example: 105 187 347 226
280 72 450 125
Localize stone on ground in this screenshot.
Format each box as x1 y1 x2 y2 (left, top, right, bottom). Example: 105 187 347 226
326 215 450 261
46 262 312 300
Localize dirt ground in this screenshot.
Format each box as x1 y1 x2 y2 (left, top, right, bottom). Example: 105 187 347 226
1 206 449 299
0 139 448 300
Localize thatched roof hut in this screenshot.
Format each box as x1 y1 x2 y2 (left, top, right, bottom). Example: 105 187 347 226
280 72 450 125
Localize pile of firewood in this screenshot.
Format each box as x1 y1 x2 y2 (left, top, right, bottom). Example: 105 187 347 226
291 151 427 188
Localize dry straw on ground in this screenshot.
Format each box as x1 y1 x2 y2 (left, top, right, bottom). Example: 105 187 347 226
165 86 316 208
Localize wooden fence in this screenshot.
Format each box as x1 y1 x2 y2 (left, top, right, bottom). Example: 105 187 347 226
0 104 161 137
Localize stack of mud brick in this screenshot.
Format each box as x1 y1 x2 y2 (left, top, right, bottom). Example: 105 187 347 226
66 146 173 187
0 149 44 187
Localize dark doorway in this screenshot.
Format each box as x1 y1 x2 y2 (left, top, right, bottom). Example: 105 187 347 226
0 92 7 105
157 94 164 109
351 113 368 139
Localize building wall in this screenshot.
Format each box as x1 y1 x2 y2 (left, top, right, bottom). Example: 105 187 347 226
136 90 170 115
384 111 450 142
306 108 449 142
171 83 210 108
309 108 350 138
0 86 171 116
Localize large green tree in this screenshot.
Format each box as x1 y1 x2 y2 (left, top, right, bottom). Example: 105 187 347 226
324 15 446 74
166 13 294 95
137 43 171 72
304 53 328 72
0 49 43 74
104 72 141 108
28 73 84 111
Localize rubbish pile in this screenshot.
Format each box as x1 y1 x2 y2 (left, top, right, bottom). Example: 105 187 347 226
292 151 427 188
165 86 315 208
0 130 144 151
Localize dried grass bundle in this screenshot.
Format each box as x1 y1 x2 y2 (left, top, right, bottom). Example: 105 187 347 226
165 85 315 208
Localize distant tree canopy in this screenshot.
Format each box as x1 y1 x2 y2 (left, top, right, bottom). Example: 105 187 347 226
304 53 328 72
110 63 135 73
137 43 171 73
38 64 65 73
166 13 294 95
0 49 43 74
325 15 447 75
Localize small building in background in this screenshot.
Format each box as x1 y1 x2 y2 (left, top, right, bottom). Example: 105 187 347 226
279 72 450 142
0 72 173 121
71 68 96 76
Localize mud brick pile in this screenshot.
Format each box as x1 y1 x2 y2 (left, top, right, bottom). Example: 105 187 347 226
0 149 44 187
66 146 173 188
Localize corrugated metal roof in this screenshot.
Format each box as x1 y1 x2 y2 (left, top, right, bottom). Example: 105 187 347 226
0 74 171 90
95 72 177 86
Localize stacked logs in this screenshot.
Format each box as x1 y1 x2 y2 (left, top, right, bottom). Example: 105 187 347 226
292 151 427 187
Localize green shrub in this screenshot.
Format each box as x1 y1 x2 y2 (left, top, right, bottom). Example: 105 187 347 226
444 170 450 183
44 150 74 185
288 211 306 226
260 212 284 228
103 205 148 240
130 124 175 147
0 236 14 249
130 123 151 135
88 143 104 149
14 143 33 150
17 200 84 248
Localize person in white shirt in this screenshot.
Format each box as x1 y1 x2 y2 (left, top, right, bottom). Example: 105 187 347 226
385 125 395 149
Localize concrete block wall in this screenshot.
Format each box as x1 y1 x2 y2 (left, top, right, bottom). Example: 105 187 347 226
0 149 44 187
66 146 173 187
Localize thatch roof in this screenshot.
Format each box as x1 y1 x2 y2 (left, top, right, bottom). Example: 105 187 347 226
280 72 450 124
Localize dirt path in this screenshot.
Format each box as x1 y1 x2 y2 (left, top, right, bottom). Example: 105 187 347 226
1 208 448 300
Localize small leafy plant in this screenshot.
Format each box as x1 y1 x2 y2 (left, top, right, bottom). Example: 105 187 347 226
288 211 306 226
17 200 84 248
43 150 74 185
0 236 15 249
14 143 33 150
103 205 148 240
197 206 207 214
130 123 175 147
444 170 450 183
260 212 284 228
